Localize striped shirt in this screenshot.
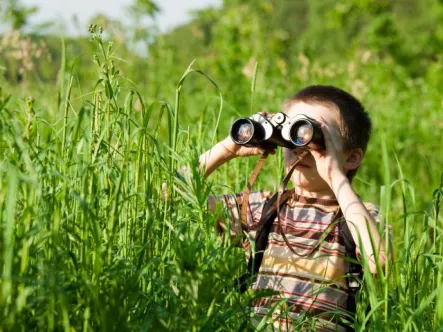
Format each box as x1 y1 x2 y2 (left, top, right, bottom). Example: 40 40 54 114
219 189 379 331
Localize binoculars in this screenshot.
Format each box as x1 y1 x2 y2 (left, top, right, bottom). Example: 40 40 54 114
230 112 324 150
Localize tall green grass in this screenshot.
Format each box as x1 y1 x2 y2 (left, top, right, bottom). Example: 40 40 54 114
1 28 443 331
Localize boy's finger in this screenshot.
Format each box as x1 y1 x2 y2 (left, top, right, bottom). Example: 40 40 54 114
259 110 275 118
260 146 277 155
320 123 331 138
255 147 266 155
320 123 344 151
309 149 323 160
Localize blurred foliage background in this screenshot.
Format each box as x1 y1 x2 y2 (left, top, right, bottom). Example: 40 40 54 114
1 0 443 330
2 0 442 205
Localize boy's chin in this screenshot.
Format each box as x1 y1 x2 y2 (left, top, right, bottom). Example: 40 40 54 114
291 176 315 190
290 172 329 193
290 169 315 184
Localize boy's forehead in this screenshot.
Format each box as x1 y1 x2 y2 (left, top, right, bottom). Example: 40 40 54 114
285 101 339 124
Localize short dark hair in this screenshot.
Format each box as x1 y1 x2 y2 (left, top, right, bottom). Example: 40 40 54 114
283 85 372 180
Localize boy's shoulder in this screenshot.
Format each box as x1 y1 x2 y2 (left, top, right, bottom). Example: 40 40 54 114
216 189 273 206
248 189 274 203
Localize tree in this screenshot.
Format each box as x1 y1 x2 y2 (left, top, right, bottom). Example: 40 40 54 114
0 0 38 30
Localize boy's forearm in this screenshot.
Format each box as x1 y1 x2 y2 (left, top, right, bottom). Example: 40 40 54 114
331 173 387 273
199 138 236 178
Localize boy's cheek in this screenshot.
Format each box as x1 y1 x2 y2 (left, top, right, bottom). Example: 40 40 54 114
283 148 295 159
283 150 296 167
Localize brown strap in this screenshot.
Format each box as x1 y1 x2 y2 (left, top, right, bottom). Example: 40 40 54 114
240 149 343 260
275 151 308 254
277 202 341 257
240 149 307 230
240 151 269 229
275 150 341 257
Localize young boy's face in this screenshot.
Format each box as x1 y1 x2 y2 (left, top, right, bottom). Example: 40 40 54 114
283 101 345 195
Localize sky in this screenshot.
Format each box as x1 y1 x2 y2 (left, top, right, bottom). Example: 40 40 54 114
22 0 221 34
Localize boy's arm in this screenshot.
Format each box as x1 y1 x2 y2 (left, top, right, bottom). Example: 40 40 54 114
200 136 271 236
311 121 388 274
199 112 276 178
165 136 267 206
199 136 269 178
199 137 237 178
331 175 388 274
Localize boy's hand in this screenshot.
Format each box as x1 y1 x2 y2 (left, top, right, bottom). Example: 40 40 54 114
309 119 347 187
200 111 276 178
223 111 276 158
309 119 388 274
200 136 274 178
220 136 273 158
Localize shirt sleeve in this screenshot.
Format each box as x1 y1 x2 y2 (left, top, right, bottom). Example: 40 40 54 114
213 190 273 238
363 202 380 223
364 202 393 234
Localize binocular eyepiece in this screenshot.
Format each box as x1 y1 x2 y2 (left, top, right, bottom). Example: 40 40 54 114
230 112 324 150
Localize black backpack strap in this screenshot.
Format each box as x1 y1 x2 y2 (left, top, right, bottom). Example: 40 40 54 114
340 217 362 315
236 152 308 292
236 190 292 292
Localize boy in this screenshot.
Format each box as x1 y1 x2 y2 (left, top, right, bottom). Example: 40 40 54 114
199 85 387 331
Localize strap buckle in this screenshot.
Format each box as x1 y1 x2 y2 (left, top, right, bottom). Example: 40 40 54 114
347 272 361 291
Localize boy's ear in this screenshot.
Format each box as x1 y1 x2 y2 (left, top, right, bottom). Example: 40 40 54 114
344 148 364 172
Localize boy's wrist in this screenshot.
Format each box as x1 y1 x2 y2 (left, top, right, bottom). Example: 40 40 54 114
219 137 238 160
199 138 237 177
330 172 350 196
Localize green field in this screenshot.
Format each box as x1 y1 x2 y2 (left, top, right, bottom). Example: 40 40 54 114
1 1 443 331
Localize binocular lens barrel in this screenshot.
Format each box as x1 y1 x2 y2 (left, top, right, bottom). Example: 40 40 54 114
236 122 254 143
230 118 264 145
289 120 323 148
291 122 314 146
230 113 323 149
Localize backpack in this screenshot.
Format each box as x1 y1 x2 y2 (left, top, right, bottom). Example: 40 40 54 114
236 190 362 315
